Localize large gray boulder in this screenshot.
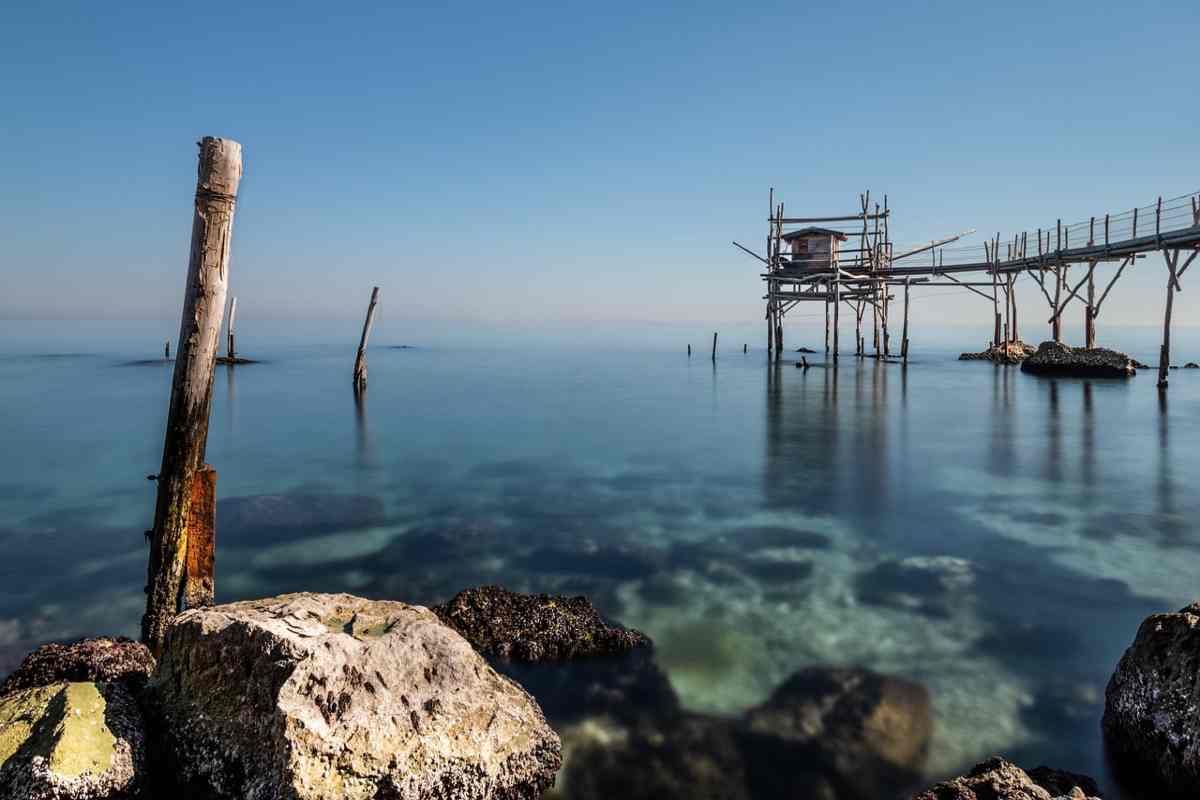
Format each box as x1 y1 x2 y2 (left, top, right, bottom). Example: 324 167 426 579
1104 602 1200 795
1020 341 1135 378
147 592 561 800
0 681 145 799
911 757 1100 799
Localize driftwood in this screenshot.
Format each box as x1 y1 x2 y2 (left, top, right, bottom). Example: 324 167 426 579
143 137 242 656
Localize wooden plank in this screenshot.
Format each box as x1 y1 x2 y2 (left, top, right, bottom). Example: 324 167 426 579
181 465 216 610
143 137 242 656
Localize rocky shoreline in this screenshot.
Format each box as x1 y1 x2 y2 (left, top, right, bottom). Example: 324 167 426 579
958 340 1037 364
4 587 1198 799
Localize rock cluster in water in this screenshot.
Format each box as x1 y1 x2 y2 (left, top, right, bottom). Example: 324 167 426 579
1019 341 1136 378
434 585 651 662
0 637 154 697
910 756 1100 799
959 340 1037 364
1104 602 1200 796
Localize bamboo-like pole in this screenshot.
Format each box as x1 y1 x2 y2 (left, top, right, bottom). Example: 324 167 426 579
142 136 242 656
353 287 380 392
226 296 238 360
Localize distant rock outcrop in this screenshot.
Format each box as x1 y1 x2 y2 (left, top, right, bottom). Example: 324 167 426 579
959 341 1037 364
434 585 650 662
1020 341 1136 378
1104 602 1200 796
147 592 561 800
911 757 1100 799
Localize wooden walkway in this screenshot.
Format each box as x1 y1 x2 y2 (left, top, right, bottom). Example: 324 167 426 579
738 190 1200 387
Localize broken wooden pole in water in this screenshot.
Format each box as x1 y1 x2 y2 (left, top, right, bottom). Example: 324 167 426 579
743 343 747 354
164 340 170 359
142 136 242 656
353 287 380 392
688 344 691 357
226 296 238 360
711 331 717 361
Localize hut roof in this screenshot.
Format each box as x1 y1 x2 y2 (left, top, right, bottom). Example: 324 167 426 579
781 227 850 242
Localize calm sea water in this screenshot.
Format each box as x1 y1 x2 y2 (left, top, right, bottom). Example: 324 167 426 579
3 319 1199 797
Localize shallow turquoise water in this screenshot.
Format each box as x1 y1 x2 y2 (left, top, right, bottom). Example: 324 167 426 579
2 320 1199 797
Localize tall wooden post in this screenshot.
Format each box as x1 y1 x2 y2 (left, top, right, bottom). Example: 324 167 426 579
711 331 718 362
901 277 910 361
833 268 840 361
775 319 783 359
164 340 170 360
226 296 238 360
1158 250 1180 389
1052 265 1064 342
1010 275 1019 342
142 137 242 656
353 287 380 392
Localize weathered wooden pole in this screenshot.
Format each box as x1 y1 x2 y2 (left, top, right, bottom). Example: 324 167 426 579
164 340 170 359
142 137 242 656
688 344 692 357
1011 275 1019 342
901 277 910 361
825 299 830 353
743 343 747 354
353 287 380 392
226 296 238 360
833 272 841 362
1085 267 1096 349
711 331 717 361
775 320 783 359
1052 265 1064 342
1158 250 1180 389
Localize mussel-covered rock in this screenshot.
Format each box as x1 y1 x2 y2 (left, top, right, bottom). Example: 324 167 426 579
911 756 1100 799
433 585 650 662
1104 602 1200 796
0 637 154 698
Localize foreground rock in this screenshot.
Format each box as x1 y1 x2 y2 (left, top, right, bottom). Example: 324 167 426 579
0 681 145 799
911 757 1100 799
1020 341 1135 378
148 592 561 800
0 637 154 698
1104 602 1200 795
743 667 933 797
434 585 650 662
959 340 1037 364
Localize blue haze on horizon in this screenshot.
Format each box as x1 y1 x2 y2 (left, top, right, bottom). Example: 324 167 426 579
2 0 1197 343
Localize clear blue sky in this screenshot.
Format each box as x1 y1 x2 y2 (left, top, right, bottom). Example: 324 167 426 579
2 0 1197 335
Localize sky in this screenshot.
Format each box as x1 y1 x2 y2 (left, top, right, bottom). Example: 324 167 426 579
2 0 1198 341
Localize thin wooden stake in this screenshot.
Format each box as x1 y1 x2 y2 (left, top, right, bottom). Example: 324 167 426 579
143 136 242 656
711 331 717 361
226 296 238 360
164 340 170 359
353 287 380 392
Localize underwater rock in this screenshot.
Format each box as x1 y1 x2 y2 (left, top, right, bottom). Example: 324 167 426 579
147 592 561 800
558 712 757 800
857 556 975 619
959 341 1037 363
0 637 154 698
0 681 146 799
795 347 818 353
218 491 386 544
1020 341 1135 378
911 756 1100 799
434 585 651 662
742 666 933 798
1103 602 1200 796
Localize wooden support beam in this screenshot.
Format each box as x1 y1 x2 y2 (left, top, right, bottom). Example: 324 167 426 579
353 287 380 392
1048 262 1096 324
1094 256 1133 315
1158 249 1180 389
901 277 910 361
143 137 242 656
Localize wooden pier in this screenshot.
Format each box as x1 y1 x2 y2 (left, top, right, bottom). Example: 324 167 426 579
736 189 1200 386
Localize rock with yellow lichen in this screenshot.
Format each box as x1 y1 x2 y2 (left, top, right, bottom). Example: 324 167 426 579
0 681 145 799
